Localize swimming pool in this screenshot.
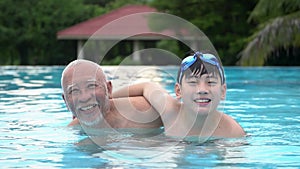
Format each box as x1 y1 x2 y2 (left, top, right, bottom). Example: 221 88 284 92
0 66 299 168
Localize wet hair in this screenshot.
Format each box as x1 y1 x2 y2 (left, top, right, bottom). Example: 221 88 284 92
177 51 225 84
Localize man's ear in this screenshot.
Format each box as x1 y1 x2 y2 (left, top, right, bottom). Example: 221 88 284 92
107 81 113 98
62 93 77 119
62 94 69 110
221 84 227 100
175 83 182 99
62 94 67 106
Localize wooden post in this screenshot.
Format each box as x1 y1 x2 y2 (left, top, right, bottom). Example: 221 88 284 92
77 40 84 59
133 40 141 62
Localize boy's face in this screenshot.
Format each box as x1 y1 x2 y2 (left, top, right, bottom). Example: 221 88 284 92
176 71 226 115
62 63 112 127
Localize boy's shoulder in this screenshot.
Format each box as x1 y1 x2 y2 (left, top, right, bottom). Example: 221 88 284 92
220 113 246 137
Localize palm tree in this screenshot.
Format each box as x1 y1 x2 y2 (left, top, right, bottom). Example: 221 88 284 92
239 0 300 66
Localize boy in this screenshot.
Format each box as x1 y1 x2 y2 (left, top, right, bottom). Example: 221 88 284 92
113 51 245 138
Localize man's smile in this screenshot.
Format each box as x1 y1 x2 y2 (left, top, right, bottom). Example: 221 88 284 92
78 103 99 112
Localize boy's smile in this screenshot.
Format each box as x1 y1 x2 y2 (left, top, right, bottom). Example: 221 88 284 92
194 97 211 106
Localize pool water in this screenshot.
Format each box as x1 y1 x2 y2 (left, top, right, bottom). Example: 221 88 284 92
0 66 300 168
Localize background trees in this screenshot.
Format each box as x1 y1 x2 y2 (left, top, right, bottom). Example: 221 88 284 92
149 0 257 65
0 0 298 65
0 0 103 65
238 0 300 66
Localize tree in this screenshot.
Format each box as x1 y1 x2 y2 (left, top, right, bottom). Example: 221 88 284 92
0 0 103 65
149 0 257 65
239 0 300 66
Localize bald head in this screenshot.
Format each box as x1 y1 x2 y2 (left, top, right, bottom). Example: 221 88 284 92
61 59 107 93
61 59 113 119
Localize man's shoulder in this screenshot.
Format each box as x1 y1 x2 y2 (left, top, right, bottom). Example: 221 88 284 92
67 118 79 126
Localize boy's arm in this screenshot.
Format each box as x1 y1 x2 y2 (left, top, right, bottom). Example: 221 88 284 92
112 82 147 98
113 82 173 114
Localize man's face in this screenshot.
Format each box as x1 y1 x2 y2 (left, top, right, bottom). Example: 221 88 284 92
177 71 226 115
63 63 111 127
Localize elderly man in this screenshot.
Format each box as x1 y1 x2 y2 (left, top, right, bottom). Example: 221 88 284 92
61 59 163 129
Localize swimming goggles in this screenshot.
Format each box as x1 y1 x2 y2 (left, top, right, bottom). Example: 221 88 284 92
178 52 224 84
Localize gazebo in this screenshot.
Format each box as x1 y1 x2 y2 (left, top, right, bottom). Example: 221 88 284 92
57 5 201 63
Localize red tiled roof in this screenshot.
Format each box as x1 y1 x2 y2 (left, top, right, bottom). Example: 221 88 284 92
57 5 177 40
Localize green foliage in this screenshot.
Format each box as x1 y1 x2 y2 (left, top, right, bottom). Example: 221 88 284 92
149 0 257 65
1 0 297 66
240 0 300 66
248 0 300 23
105 0 148 10
0 0 103 65
156 40 180 55
156 40 189 60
